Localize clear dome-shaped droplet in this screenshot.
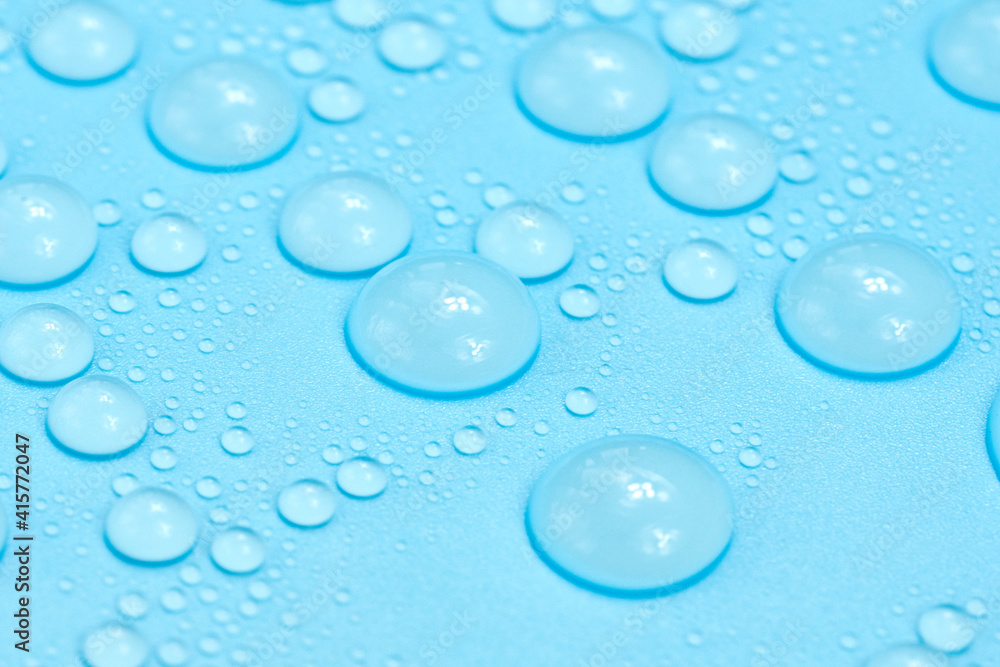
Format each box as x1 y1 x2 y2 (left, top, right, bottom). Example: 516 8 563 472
48 376 148 457
27 2 136 83
866 645 949 667
333 0 390 29
779 152 817 183
81 625 149 667
475 202 573 280
930 0 1000 107
278 480 336 527
337 457 387 498
453 426 487 455
491 0 556 31
564 387 598 415
105 488 197 564
649 115 777 212
0 177 97 287
659 2 740 61
517 27 671 139
148 58 300 171
345 251 540 396
220 426 255 455
309 79 365 123
130 214 207 275
279 173 411 274
559 284 600 319
0 304 93 383
210 528 265 574
526 435 734 596
663 240 737 301
378 19 447 71
775 234 961 377
918 605 976 653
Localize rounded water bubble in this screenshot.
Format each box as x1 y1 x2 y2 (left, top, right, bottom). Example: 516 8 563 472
48 376 148 457
279 173 411 274
345 251 540 396
220 426 255 455
148 58 300 171
526 434 734 596
930 0 1000 107
309 79 366 123
591 0 636 20
0 304 93 383
663 240 737 301
81 625 149 667
659 2 740 61
28 2 137 83
559 285 600 319
0 177 97 287
453 426 487 455
775 234 961 377
378 20 447 71
211 528 265 574
866 645 949 667
565 387 598 416
105 488 197 564
131 214 207 275
474 202 573 280
333 0 390 29
278 480 336 527
917 605 976 653
337 457 388 498
779 152 817 183
491 0 556 31
517 27 671 139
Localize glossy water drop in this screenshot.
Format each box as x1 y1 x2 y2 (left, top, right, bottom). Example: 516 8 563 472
378 20 447 71
277 480 336 527
918 605 976 653
105 488 197 564
28 2 136 83
333 0 390 29
48 376 148 457
279 173 411 274
591 0 636 20
526 435 734 596
453 426 487 455
0 304 93 383
0 177 97 286
337 457 387 498
491 0 556 31
866 645 949 667
131 214 207 275
775 235 961 377
108 291 136 314
649 115 777 212
345 251 540 396
81 625 149 667
211 528 265 574
286 45 327 77
565 387 598 416
663 240 737 301
559 284 601 319
659 2 740 61
220 426 255 455
930 0 1000 107
779 152 817 183
148 58 300 171
308 79 365 122
475 202 573 280
517 27 671 139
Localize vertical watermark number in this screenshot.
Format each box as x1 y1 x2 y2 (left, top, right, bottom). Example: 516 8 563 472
13 433 32 653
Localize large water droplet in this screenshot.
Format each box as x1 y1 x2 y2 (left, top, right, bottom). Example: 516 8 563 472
337 457 388 498
148 58 300 171
659 2 740 61
517 27 671 139
663 240 737 301
491 0 556 31
564 387 598 415
210 528 265 574
775 235 961 377
130 214 207 275
559 284 601 319
277 480 336 527
917 605 976 653
866 645 949 667
345 251 540 396
105 488 198 564
930 0 1000 107
48 376 148 457
27 2 136 83
0 177 97 287
378 19 447 71
526 434 734 596
649 114 777 212
0 304 93 383
474 202 573 280
279 173 412 275
81 625 149 667
453 426 487 455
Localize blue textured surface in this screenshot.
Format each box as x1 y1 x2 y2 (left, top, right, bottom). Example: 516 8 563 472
2 0 1000 665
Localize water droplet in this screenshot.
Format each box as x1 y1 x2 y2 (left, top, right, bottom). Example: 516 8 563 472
105 488 197 564
309 79 365 123
150 446 177 470
0 304 93 383
526 435 734 595
565 387 598 415
0 177 97 286
345 251 540 396
590 0 636 21
779 152 817 183
951 253 974 274
333 0 391 29
663 240 737 301
108 291 136 314
158 288 182 308
278 480 336 527
917 605 976 653
48 376 148 457
337 457 388 498
81 625 149 667
279 173 411 274
559 284 601 319
659 2 740 61
453 426 487 455
27 2 136 83
517 27 671 139
148 58 300 170
286 44 327 77
475 202 573 280
210 528 265 574
776 235 961 377
220 426 254 455
496 407 518 427
491 0 556 31
378 19 447 71
781 237 810 261
866 645 948 667
650 115 777 212
930 0 1000 107
226 401 247 419
130 214 207 275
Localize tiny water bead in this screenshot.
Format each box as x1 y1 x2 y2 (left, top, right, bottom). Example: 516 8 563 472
81 625 149 667
279 173 412 274
0 304 93 383
649 115 777 212
277 480 336 527
559 284 601 319
453 426 487 455
491 0 556 31
378 20 447 71
148 58 300 171
564 387 598 416
930 0 1000 107
516 27 671 139
0 177 97 286
345 251 541 396
210 528 265 574
130 214 207 275
526 435 734 595
917 605 976 653
663 240 737 302
308 79 366 123
779 152 817 183
27 2 137 83
337 457 388 498
220 426 255 455
866 645 948 667
474 202 573 280
659 2 740 61
48 376 148 457
105 488 198 564
775 235 961 377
